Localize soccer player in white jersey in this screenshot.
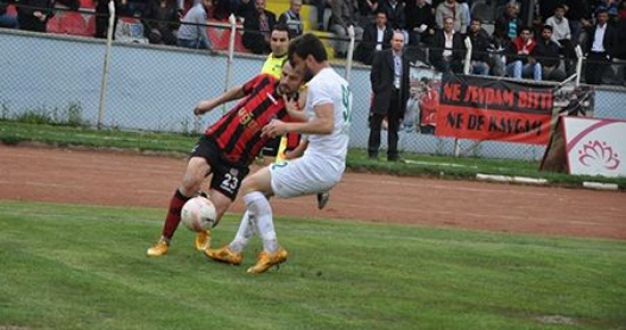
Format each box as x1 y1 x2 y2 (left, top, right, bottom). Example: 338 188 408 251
205 33 352 274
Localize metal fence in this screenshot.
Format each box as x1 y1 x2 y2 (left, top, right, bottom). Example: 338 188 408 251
1 5 626 161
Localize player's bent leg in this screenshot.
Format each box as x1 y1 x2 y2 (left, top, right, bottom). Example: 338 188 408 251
180 156 212 196
240 166 274 196
147 157 212 257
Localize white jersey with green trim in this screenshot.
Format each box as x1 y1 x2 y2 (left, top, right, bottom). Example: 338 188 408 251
303 67 352 169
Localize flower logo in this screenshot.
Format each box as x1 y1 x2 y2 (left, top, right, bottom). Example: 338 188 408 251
578 140 620 170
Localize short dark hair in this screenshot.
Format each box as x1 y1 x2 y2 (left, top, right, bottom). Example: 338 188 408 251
374 9 387 17
555 4 566 11
542 24 553 32
595 7 608 16
471 17 482 24
520 26 532 34
273 23 290 34
288 33 327 64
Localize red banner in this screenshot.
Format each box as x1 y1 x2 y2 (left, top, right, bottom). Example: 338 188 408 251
434 74 554 145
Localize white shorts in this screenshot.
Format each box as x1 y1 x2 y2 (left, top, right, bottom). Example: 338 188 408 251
270 156 344 198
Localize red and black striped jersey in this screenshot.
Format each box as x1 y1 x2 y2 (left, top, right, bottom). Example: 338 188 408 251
205 74 292 166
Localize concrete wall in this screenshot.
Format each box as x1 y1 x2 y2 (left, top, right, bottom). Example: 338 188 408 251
2 29 625 160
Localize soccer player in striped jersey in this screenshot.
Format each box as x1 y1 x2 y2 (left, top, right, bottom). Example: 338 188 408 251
146 60 307 257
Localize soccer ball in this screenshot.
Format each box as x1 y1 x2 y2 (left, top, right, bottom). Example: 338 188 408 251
181 196 217 232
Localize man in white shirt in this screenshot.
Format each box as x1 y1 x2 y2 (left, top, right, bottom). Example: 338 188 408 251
546 4 576 74
205 33 352 274
584 9 617 84
355 10 393 65
429 16 465 73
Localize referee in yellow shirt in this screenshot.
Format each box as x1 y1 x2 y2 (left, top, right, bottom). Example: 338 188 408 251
260 24 292 163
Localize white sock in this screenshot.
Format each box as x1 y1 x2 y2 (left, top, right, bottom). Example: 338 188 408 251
228 210 255 253
243 191 278 253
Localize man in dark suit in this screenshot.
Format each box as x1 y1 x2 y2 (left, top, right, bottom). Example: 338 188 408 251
429 16 465 73
242 0 276 54
355 10 393 65
584 8 617 84
368 31 411 162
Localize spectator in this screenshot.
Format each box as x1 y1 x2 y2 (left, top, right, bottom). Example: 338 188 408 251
124 0 148 16
95 0 122 38
0 0 18 28
307 0 329 30
144 0 179 45
242 0 275 54
378 0 405 31
584 8 617 84
457 0 471 30
564 0 592 44
404 0 435 45
328 0 363 58
235 0 254 20
505 26 542 80
212 0 235 20
278 0 304 38
16 0 54 32
538 0 561 22
467 18 491 75
615 1 626 84
495 0 522 41
115 0 152 43
356 0 378 26
533 25 567 81
490 23 512 76
368 31 410 162
435 0 468 34
429 16 465 73
177 0 214 50
546 4 577 74
355 10 392 65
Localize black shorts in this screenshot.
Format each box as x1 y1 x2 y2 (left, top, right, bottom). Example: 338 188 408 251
261 137 281 157
190 136 249 201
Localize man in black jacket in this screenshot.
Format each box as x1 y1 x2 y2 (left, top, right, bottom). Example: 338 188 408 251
429 16 465 73
584 8 617 84
368 31 410 162
355 10 393 65
467 18 491 75
533 24 567 81
16 0 54 32
242 0 276 54
404 0 435 45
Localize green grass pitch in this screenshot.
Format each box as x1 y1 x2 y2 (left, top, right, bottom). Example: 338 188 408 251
0 200 625 329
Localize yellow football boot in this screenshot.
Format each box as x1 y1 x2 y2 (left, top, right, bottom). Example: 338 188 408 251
247 247 288 274
195 229 212 251
146 237 169 257
204 245 243 265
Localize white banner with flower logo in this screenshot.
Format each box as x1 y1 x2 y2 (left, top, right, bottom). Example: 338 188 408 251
562 116 625 178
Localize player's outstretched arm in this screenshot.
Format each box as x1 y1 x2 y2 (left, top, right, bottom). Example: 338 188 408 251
193 85 246 116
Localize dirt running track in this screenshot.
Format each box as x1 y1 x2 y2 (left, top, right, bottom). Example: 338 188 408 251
1 145 625 240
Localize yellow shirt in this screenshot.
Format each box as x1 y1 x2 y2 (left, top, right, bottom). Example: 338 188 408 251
261 53 287 79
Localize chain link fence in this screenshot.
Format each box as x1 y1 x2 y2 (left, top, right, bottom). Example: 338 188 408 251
1 3 625 161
